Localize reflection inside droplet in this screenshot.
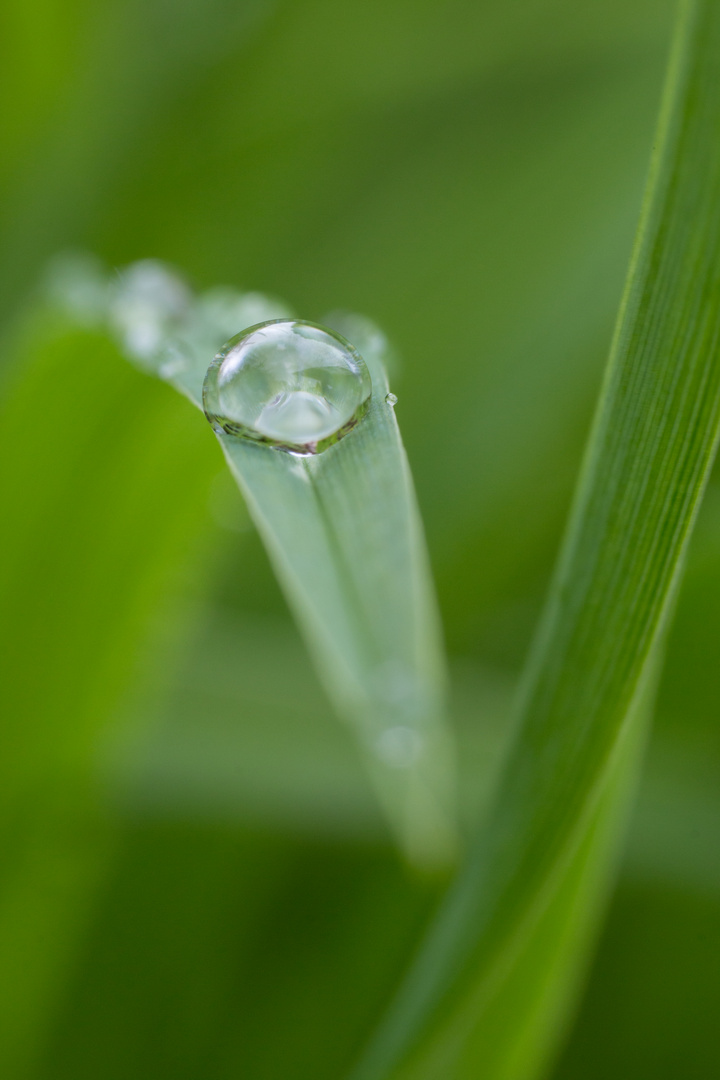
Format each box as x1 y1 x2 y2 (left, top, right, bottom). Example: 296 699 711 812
385 392 398 407
203 320 372 453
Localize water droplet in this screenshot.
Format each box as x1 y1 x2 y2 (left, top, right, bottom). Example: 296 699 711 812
375 726 425 769
203 320 372 454
109 260 191 365
385 392 398 407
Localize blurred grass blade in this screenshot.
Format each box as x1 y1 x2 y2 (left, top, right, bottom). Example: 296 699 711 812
84 264 457 864
351 0 720 1076
0 309 221 1076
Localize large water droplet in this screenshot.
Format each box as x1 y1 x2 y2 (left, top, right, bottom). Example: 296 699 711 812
203 320 372 453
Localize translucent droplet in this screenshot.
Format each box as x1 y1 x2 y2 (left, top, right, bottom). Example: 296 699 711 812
385 392 398 407
203 320 372 454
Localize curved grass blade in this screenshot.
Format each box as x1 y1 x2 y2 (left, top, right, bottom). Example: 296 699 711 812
350 0 720 1075
80 261 457 864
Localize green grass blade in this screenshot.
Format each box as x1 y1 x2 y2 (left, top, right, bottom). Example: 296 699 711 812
350 0 720 1075
0 310 220 1076
218 346 454 862
88 266 457 864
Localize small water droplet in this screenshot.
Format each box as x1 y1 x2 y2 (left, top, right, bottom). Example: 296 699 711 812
109 260 191 365
385 392 398 407
375 726 425 769
203 320 372 454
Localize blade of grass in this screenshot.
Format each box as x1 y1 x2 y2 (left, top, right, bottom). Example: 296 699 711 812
350 0 720 1076
90 267 457 864
0 310 221 1076
217 346 455 864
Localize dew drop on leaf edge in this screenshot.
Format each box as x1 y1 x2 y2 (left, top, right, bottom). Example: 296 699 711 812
203 319 373 454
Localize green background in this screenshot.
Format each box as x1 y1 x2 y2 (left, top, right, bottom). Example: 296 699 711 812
3 1 719 1077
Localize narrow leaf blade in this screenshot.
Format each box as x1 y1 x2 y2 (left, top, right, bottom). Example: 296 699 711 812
351 0 720 1074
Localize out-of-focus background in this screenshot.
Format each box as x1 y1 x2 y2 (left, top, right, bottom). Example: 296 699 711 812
3 1 720 1078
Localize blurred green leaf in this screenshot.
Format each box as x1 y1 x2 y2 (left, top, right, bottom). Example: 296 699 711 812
32 822 441 1080
0 312 220 1076
108 608 513 838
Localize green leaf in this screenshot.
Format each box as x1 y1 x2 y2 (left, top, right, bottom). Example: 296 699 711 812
216 341 455 864
90 266 458 865
0 311 220 1076
350 1 720 1076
